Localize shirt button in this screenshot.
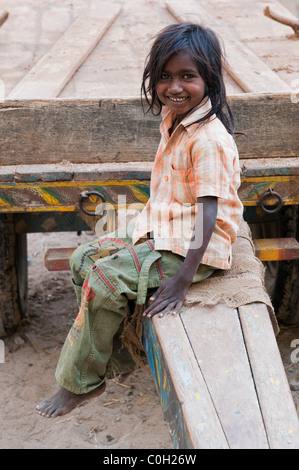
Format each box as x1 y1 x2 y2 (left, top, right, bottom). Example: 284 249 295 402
166 148 171 154
165 176 169 181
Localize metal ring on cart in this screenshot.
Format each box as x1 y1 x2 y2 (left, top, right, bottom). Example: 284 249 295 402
79 191 106 216
258 188 284 214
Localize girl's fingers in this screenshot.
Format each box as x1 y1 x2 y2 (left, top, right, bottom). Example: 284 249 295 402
149 284 166 301
145 300 178 318
161 300 184 317
144 299 170 317
169 303 183 316
158 302 180 317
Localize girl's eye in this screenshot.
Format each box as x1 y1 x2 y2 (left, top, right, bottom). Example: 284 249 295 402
159 73 196 80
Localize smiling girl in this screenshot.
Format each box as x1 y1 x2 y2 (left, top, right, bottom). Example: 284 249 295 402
137 22 243 317
36 22 243 418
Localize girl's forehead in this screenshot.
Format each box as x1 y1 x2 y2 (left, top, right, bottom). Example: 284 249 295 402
162 51 197 71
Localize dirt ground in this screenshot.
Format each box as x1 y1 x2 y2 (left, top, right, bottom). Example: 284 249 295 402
0 230 298 449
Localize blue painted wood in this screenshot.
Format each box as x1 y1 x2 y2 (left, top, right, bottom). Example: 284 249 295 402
142 317 192 449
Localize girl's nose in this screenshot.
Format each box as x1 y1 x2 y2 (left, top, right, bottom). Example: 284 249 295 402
168 79 183 93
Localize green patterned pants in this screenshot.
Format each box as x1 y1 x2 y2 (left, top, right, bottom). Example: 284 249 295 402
55 223 214 394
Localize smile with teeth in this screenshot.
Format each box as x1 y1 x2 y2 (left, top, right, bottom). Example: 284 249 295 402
168 96 188 102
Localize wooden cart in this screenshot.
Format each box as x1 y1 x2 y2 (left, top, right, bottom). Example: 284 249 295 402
0 0 298 448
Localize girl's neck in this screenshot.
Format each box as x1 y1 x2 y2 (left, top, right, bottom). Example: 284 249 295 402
169 116 180 137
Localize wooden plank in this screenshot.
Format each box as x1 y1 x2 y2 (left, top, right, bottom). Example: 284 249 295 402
44 236 299 271
143 315 229 449
181 304 269 449
8 3 121 99
253 237 299 261
2 176 297 212
166 0 291 93
240 158 299 177
239 179 299 207
45 247 75 271
0 179 150 214
0 158 298 213
0 98 160 165
238 303 299 449
0 159 298 180
0 93 297 165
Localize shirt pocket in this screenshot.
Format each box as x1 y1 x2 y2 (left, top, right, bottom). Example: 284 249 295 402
170 166 196 203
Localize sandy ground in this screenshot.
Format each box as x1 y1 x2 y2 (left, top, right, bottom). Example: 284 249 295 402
0 230 298 449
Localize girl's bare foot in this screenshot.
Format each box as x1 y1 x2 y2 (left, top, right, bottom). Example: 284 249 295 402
36 382 106 418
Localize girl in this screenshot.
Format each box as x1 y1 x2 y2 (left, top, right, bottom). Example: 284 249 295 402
36 22 243 418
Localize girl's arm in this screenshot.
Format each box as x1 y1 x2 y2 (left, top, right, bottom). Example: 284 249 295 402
143 195 218 318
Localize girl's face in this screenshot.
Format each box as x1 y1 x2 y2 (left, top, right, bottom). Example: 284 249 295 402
156 51 206 123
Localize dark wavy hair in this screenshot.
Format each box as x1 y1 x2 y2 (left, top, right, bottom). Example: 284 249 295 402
141 22 235 135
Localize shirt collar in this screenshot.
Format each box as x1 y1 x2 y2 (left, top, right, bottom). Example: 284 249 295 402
160 96 213 135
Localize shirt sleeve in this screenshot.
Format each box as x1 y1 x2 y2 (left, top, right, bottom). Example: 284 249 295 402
192 140 236 200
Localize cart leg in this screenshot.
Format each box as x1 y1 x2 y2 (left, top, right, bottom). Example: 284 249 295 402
0 214 28 336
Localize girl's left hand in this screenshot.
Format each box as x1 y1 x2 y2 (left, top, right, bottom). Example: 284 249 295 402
143 275 190 318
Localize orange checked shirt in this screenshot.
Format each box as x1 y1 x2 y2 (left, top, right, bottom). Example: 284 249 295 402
132 97 243 270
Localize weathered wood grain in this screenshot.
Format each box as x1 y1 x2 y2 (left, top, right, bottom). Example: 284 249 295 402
238 303 299 449
0 94 297 166
143 314 229 449
181 303 269 449
0 99 159 165
144 301 299 449
7 3 122 99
